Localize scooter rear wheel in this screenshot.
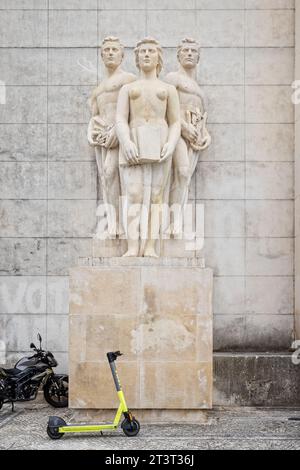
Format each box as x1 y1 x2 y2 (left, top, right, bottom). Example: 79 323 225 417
47 426 64 440
121 418 140 437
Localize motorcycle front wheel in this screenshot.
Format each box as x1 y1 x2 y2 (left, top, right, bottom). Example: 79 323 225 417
44 375 68 408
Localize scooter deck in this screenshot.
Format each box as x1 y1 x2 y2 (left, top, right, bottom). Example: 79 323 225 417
59 424 117 433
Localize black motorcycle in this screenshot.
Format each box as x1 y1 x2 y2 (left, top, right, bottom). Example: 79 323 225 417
0 334 68 411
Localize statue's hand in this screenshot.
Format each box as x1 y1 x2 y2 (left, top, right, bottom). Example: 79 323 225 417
199 133 212 150
122 140 139 165
160 142 174 162
87 130 98 147
182 124 198 144
104 127 118 150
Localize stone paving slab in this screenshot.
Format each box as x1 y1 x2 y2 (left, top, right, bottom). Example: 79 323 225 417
0 409 22 429
0 404 300 450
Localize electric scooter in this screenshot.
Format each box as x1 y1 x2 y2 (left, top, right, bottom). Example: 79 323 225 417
47 351 140 439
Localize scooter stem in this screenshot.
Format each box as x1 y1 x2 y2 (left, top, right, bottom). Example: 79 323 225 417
107 351 123 392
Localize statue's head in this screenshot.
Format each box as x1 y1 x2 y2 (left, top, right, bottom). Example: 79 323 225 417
177 38 200 69
134 37 163 76
101 36 124 70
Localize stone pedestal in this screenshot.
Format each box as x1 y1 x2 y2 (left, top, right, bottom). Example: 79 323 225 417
69 258 213 420
91 238 204 259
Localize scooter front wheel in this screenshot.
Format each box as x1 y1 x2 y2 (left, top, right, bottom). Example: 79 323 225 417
47 416 66 440
121 418 140 437
47 426 64 440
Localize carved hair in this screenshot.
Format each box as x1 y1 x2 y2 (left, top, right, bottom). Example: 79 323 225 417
177 37 200 61
134 37 163 76
101 36 124 56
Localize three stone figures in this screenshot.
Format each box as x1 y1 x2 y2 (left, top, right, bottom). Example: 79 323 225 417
87 36 211 257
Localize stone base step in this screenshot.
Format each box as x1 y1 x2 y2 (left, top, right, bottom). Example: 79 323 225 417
70 408 209 425
214 353 300 407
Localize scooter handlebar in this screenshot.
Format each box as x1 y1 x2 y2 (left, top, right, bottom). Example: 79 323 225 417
107 351 123 363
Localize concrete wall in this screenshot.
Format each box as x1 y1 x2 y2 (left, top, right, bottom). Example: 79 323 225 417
0 0 296 372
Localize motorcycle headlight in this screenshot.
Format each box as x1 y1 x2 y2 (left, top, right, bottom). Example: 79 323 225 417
46 352 58 367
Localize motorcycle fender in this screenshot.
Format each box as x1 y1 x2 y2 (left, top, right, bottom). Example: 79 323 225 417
53 374 68 381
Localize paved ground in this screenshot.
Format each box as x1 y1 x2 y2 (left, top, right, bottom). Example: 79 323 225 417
1 403 300 450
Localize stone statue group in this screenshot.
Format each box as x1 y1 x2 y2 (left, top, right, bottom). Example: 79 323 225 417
87 37 211 258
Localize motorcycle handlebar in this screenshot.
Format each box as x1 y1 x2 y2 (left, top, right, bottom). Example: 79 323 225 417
28 349 45 358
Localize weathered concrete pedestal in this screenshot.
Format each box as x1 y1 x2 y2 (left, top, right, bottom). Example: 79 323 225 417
69 258 213 423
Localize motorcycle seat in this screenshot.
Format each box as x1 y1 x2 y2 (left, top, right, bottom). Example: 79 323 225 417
2 368 22 376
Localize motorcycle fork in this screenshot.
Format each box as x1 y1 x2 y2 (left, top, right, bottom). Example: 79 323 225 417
41 369 54 386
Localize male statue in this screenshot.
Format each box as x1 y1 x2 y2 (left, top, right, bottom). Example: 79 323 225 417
87 37 136 237
165 38 211 214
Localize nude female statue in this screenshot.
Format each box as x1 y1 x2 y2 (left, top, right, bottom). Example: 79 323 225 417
116 38 181 257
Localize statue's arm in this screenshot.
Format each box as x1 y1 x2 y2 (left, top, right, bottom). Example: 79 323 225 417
116 85 131 146
199 88 207 114
161 85 181 161
182 89 207 145
166 85 181 147
116 85 139 165
91 91 99 116
198 92 212 150
105 75 137 149
87 91 100 146
164 73 193 139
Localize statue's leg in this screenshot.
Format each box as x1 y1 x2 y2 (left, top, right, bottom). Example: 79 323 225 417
103 147 122 237
95 146 109 237
95 146 105 200
161 168 172 239
120 164 143 257
144 158 172 258
188 149 200 192
139 164 152 257
170 137 190 208
169 138 190 237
